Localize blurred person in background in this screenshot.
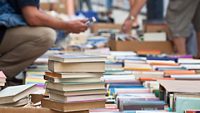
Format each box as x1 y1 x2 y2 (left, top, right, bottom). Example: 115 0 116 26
122 0 200 57
106 0 113 12
79 0 93 11
146 0 164 21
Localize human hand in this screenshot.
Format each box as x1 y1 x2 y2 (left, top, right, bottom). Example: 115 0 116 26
66 19 88 33
121 18 133 34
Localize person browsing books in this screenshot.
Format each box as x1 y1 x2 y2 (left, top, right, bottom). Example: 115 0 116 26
0 0 89 86
122 0 200 57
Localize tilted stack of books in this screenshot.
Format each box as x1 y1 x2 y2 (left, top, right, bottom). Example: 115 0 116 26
0 84 38 107
42 54 107 112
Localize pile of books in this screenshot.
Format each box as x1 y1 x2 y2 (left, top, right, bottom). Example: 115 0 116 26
117 92 165 111
0 84 38 107
0 71 6 88
42 54 107 112
158 80 200 113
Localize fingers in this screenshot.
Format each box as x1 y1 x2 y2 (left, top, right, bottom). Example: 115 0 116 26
66 19 89 33
121 25 126 33
80 19 88 23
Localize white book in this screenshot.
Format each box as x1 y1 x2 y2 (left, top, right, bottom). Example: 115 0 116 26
124 63 152 69
0 84 38 104
171 74 200 79
143 32 167 41
124 60 147 64
146 60 176 64
180 64 200 69
110 51 137 56
49 93 105 103
49 54 107 63
115 88 150 95
178 58 200 64
45 75 102 83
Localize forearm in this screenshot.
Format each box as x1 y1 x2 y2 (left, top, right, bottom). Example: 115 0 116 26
26 11 70 30
129 0 147 17
22 6 88 33
22 7 71 30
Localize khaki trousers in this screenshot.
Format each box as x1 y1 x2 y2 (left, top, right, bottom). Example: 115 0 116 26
0 26 56 80
166 0 200 38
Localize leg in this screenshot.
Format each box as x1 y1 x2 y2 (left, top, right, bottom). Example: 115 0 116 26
0 26 56 81
106 0 113 11
85 0 92 11
186 25 198 56
173 37 186 55
193 2 200 57
197 32 200 57
79 0 83 11
147 0 164 21
166 0 200 55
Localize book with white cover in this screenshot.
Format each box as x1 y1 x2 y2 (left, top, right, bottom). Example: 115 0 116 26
178 58 200 64
110 51 137 57
143 32 167 41
124 63 152 70
49 93 106 103
170 74 200 80
46 82 105 92
180 64 200 70
124 60 147 64
132 71 164 79
49 54 107 63
44 75 102 83
0 84 38 104
47 89 106 96
48 61 105 73
146 60 176 64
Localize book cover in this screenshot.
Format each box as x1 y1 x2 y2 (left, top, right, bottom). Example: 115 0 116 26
49 54 107 63
45 72 103 78
178 58 200 64
49 93 106 103
0 84 38 104
158 80 200 93
48 60 105 73
46 82 105 92
176 97 200 113
47 89 106 96
44 75 102 83
41 98 105 112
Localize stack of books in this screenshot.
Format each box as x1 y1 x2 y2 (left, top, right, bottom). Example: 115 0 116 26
0 71 6 88
117 93 165 111
158 80 200 113
42 54 107 112
0 84 38 107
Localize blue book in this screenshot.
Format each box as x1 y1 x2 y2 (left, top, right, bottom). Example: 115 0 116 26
109 83 143 87
147 56 177 62
109 85 144 95
155 67 187 71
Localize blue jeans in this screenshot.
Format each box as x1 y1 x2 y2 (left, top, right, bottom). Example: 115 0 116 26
79 0 93 11
147 0 164 21
106 0 113 11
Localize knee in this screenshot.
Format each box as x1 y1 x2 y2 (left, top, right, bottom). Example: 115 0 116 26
36 27 56 48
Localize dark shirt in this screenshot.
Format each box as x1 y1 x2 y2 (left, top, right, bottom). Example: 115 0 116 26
0 0 39 44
